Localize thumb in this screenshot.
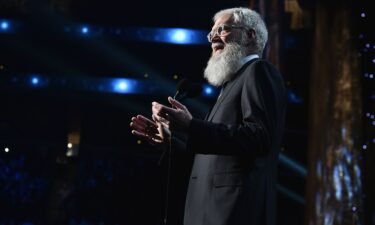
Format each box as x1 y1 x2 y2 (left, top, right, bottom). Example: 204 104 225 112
168 96 186 110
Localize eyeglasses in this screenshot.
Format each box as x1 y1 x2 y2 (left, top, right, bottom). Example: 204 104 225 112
207 24 245 42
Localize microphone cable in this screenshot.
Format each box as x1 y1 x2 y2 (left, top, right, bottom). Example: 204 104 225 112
159 79 201 225
162 137 172 225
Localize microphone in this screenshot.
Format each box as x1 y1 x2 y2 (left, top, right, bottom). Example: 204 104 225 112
173 78 202 101
161 78 201 225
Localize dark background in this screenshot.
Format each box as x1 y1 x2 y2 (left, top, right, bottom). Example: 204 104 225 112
0 0 373 224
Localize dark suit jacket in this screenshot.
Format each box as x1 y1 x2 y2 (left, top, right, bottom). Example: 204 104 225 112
182 59 287 225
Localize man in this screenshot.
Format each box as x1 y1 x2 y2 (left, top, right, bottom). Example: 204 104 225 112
130 7 286 225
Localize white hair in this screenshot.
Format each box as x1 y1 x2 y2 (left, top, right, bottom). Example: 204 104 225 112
204 43 246 86
213 7 268 56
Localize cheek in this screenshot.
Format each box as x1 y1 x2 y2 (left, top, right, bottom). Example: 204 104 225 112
224 33 243 44
221 36 229 43
223 37 237 46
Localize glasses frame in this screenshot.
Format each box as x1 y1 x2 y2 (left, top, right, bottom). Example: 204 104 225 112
207 24 246 42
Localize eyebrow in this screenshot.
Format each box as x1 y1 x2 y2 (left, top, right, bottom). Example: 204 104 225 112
211 24 229 30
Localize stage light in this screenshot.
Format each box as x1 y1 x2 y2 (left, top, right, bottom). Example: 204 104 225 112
31 77 39 85
118 81 127 90
204 86 213 95
81 26 89 34
111 78 137 94
164 28 208 45
144 28 208 45
287 90 303 103
171 29 187 43
4 147 9 153
67 143 73 148
1 21 9 30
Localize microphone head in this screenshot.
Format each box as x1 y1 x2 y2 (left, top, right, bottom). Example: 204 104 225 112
186 83 202 98
176 78 190 92
175 78 202 100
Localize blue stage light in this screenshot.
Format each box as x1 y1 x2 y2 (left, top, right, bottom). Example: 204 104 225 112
287 90 303 103
137 28 208 45
111 78 137 94
81 26 89 34
118 81 127 90
204 86 213 95
31 76 39 85
1 21 9 30
170 29 188 43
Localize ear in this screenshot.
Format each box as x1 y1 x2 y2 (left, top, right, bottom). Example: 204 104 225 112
244 28 256 47
247 28 256 41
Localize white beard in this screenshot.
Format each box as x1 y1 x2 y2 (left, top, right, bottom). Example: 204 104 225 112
203 43 246 87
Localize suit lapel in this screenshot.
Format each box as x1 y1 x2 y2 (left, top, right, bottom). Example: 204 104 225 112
207 80 236 121
206 58 258 121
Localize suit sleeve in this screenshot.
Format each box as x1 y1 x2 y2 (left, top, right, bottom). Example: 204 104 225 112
186 61 285 157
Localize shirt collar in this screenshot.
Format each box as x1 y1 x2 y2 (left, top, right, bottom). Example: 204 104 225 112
240 54 259 67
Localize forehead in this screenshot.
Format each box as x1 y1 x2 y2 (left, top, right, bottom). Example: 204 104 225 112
213 13 234 27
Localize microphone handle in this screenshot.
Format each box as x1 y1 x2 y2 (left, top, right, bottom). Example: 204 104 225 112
174 92 188 102
173 90 180 99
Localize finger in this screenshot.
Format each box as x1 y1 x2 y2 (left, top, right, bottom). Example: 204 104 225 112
152 113 161 122
135 115 158 130
136 115 156 125
168 96 186 110
132 116 158 133
153 103 177 119
130 121 145 132
152 114 170 131
152 114 160 122
152 102 168 120
131 129 148 138
130 120 158 135
160 121 170 129
131 130 162 145
152 114 169 125
132 129 162 141
131 116 147 128
152 101 174 113
131 117 149 129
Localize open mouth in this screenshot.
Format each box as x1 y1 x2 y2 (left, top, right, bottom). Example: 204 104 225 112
213 44 224 53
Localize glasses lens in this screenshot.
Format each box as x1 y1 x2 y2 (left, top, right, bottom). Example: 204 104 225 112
217 25 224 36
207 25 230 42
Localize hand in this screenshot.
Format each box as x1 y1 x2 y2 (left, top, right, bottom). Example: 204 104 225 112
152 97 193 133
152 114 171 144
130 115 170 148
